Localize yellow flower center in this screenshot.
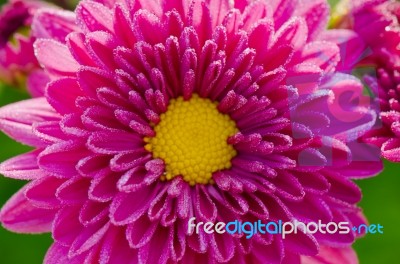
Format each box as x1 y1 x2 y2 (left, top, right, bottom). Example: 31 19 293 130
145 94 238 186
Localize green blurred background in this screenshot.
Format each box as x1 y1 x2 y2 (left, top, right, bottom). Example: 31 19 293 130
0 0 399 263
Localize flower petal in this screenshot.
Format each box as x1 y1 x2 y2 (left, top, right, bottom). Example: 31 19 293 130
296 0 329 40
46 78 83 114
0 187 56 233
0 98 59 147
76 0 113 33
38 140 89 177
0 150 42 180
35 39 80 77
25 176 64 209
301 246 358 264
110 183 160 225
32 9 77 42
44 243 86 264
27 70 50 97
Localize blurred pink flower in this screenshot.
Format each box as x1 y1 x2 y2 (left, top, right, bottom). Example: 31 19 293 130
334 0 400 162
0 0 381 263
0 0 76 96
0 0 47 94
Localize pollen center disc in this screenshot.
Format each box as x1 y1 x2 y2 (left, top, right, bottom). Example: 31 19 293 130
145 94 238 186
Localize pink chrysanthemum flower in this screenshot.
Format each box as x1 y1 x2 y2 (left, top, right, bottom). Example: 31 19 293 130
0 0 382 263
339 0 400 162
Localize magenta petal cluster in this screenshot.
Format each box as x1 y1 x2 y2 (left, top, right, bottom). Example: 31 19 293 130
0 0 382 263
346 0 400 162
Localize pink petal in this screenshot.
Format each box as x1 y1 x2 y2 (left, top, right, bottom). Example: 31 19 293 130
338 142 383 178
32 9 77 42
85 31 119 69
67 32 96 66
194 185 217 222
284 229 319 256
69 221 110 257
0 98 59 147
113 4 136 46
249 20 275 64
79 200 109 226
274 17 308 50
116 161 162 193
88 170 119 202
209 232 235 262
75 0 113 33
273 170 305 200
296 0 329 40
248 239 284 264
87 131 143 154
109 183 160 225
46 78 83 114
286 63 322 95
301 246 358 264
60 113 90 138
296 171 330 194
38 140 89 177
110 150 151 172
314 210 355 245
76 154 111 177
170 223 187 261
45 242 86 264
321 30 366 72
325 172 362 204
56 177 91 204
133 10 166 44
136 0 163 17
35 39 80 77
137 225 170 264
271 0 296 29
285 194 331 222
299 41 340 73
126 215 158 249
99 227 138 264
77 67 115 97
33 121 65 143
27 70 50 97
25 176 64 209
382 138 400 162
0 150 42 180
0 187 56 233
208 0 232 27
53 206 82 245
82 106 125 132
240 1 270 31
